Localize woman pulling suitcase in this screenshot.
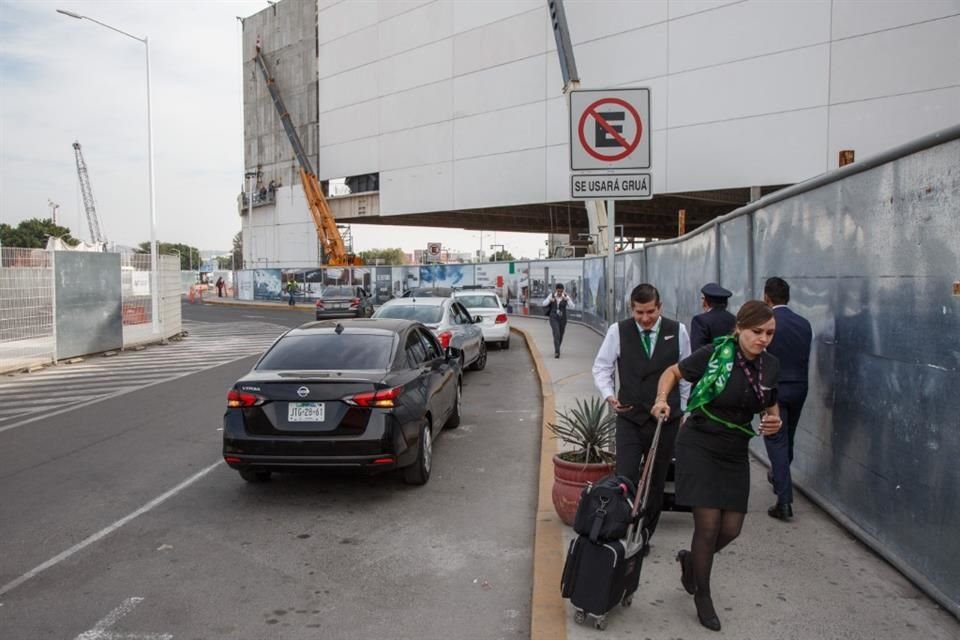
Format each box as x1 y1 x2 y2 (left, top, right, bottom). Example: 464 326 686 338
651 301 782 631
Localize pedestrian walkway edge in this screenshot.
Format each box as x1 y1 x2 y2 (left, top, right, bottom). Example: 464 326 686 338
511 325 566 640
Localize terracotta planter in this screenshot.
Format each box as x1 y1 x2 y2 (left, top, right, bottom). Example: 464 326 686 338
551 454 615 526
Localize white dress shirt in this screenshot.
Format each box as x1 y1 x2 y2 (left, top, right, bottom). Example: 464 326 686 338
542 293 574 310
592 317 691 409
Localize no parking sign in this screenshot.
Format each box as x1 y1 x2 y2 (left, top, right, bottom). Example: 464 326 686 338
569 88 652 199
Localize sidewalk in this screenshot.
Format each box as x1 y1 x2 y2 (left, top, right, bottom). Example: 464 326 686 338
512 316 957 640
187 295 314 313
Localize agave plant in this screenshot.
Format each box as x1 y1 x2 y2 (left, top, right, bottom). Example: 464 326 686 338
548 396 616 464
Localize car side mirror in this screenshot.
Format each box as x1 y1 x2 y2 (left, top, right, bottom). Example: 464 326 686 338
473 315 482 323
445 346 462 362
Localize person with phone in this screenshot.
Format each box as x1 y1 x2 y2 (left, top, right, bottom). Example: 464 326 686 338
591 283 691 555
542 283 573 358
650 300 782 631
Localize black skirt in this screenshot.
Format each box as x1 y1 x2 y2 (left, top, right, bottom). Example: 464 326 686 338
674 417 751 512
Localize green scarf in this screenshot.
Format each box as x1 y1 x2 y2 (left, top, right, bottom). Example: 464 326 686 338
687 335 756 437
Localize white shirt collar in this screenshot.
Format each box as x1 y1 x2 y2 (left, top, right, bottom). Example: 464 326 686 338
771 304 788 309
635 316 662 335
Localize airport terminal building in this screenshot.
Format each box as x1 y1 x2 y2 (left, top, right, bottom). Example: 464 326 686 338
240 0 959 267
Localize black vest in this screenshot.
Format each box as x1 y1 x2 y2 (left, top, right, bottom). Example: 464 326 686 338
616 317 681 421
546 297 568 318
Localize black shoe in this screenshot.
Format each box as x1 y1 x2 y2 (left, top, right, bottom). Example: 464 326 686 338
694 592 721 631
676 550 695 594
768 503 793 520
641 542 651 558
554 352 559 358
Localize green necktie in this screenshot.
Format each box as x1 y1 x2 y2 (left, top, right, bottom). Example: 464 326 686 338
641 330 653 356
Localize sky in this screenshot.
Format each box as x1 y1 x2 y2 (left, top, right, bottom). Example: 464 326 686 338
0 0 548 259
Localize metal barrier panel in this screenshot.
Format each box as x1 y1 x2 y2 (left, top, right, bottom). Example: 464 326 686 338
581 257 606 332
675 229 717 327
121 253 156 347
749 136 960 614
0 248 54 372
617 249 646 320
160 255 182 337
54 251 122 360
644 243 686 321
718 214 753 306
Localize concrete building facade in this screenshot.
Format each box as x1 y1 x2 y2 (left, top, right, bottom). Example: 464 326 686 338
241 0 960 268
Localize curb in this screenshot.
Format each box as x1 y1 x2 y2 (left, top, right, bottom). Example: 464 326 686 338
191 297 314 313
511 325 566 640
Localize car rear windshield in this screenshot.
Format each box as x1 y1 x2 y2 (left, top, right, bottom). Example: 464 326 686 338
376 305 444 324
321 286 354 297
456 295 500 309
257 334 392 370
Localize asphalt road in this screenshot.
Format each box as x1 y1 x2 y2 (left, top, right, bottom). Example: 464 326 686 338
0 301 541 639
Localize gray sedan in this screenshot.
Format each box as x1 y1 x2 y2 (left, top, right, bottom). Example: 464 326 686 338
315 286 374 319
373 297 487 371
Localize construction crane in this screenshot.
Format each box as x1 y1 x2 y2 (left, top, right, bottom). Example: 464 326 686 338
72 141 106 245
253 43 360 266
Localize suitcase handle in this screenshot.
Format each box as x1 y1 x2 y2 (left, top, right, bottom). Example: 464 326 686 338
625 416 665 545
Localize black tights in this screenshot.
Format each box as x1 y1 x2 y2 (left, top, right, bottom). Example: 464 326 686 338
690 507 744 609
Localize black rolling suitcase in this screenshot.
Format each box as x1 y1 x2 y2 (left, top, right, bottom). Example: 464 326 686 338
560 416 665 631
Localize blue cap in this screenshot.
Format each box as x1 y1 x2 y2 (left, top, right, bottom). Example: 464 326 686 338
701 282 732 299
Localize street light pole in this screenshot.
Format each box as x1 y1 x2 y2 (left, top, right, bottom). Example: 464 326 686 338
57 9 160 335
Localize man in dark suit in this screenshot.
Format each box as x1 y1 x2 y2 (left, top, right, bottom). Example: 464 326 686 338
690 282 736 350
763 277 813 521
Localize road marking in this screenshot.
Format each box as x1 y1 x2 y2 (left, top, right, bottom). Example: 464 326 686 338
241 314 267 318
0 460 222 597
74 597 172 640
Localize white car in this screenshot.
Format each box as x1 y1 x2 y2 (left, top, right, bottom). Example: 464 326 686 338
453 290 510 349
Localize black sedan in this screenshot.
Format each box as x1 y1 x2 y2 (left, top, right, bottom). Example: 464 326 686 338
223 318 462 486
315 285 375 319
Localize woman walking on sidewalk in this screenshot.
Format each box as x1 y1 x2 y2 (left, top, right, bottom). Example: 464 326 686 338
650 300 782 632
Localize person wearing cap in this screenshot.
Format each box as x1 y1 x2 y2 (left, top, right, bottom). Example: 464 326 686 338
542 282 574 358
690 283 736 350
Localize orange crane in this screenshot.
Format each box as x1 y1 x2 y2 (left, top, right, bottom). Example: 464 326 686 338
253 44 360 266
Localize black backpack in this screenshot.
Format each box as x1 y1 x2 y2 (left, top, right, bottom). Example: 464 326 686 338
573 474 637 543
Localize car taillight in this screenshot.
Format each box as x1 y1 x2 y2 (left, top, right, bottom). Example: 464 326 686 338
495 313 508 324
437 331 452 349
315 299 325 308
343 386 403 408
350 298 360 306
227 389 262 408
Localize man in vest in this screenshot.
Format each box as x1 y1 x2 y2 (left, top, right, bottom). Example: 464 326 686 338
592 283 691 553
543 283 573 358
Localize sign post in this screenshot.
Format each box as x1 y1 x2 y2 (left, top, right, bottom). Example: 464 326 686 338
569 87 652 322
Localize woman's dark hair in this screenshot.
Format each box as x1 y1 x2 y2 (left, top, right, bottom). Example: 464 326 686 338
630 283 660 305
736 300 774 330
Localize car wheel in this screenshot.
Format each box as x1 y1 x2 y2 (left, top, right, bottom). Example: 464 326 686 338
470 341 487 371
444 380 462 429
502 337 510 350
239 469 271 483
403 419 432 486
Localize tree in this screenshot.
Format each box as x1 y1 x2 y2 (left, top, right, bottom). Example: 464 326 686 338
0 218 79 248
492 249 515 262
359 247 406 265
231 231 243 269
137 242 201 271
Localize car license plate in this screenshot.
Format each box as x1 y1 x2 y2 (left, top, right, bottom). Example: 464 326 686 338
288 402 325 422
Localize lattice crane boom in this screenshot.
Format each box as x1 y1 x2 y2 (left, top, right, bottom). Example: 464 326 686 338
253 44 359 266
72 141 106 244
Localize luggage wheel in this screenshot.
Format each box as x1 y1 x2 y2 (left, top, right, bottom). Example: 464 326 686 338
593 614 608 631
573 609 586 625
621 593 634 608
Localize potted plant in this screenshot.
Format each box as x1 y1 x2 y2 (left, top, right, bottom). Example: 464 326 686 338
548 396 617 526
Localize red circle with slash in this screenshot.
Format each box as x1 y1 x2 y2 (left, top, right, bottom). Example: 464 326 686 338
577 97 643 162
